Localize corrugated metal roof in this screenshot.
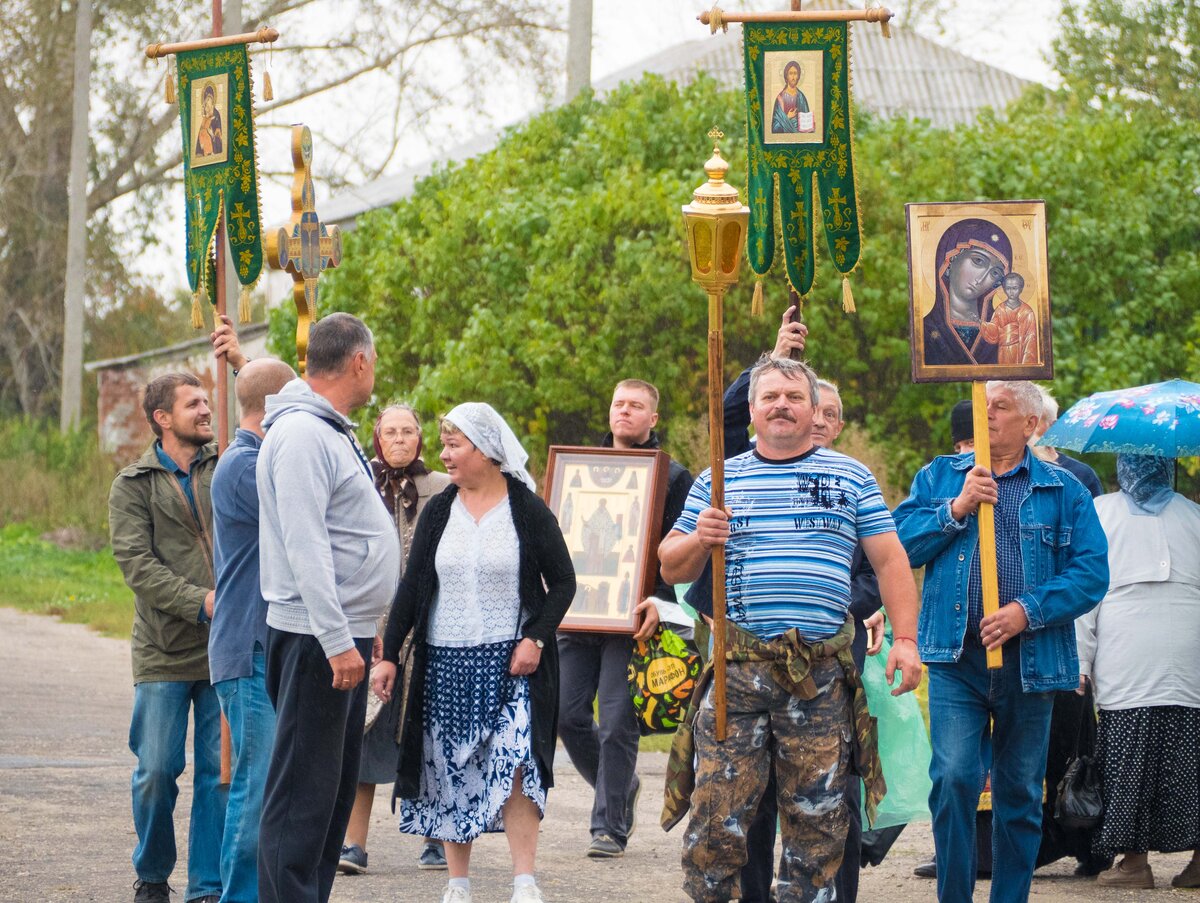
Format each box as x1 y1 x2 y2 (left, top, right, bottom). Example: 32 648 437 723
322 11 1031 227
594 19 1031 128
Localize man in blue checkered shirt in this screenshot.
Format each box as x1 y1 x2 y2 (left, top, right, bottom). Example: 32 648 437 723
894 380 1109 903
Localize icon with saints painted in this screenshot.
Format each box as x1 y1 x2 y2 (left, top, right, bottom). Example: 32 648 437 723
544 446 669 634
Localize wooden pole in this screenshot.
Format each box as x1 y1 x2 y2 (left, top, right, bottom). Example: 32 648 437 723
212 0 234 787
60 0 91 432
700 6 892 25
145 26 278 59
971 381 1002 670
708 290 728 741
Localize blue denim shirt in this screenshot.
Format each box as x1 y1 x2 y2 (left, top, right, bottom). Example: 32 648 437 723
893 450 1109 692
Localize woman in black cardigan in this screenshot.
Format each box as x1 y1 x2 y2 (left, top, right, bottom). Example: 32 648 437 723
372 402 575 903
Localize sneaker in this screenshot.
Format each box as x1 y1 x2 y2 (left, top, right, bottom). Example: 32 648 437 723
337 843 368 875
912 859 936 879
442 885 472 903
511 884 544 903
1172 859 1200 889
586 833 625 859
1096 859 1154 889
133 880 172 903
624 774 642 841
419 840 448 870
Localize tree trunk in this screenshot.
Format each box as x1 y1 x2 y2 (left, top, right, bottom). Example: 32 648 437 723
61 0 92 432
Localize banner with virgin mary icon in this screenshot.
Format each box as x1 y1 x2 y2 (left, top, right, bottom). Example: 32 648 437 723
176 43 265 323
906 200 1054 382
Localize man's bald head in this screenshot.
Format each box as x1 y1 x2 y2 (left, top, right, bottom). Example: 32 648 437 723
236 359 296 417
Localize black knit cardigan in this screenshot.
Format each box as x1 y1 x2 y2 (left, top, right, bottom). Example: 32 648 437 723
381 474 576 802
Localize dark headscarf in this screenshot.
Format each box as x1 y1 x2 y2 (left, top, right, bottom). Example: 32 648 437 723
1116 453 1174 515
371 405 430 521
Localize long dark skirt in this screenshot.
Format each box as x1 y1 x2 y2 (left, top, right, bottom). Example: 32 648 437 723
1095 705 1200 855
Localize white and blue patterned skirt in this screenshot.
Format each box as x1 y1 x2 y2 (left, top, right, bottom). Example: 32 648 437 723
398 640 546 843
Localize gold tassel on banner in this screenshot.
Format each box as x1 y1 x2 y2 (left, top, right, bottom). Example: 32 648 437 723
191 290 205 329
881 18 891 38
165 59 176 104
751 279 765 317
842 276 857 314
263 70 273 101
238 286 253 324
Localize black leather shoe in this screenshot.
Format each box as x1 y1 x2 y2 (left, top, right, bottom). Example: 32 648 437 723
913 859 936 878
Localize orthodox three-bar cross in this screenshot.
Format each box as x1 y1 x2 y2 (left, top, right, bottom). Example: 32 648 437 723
266 124 343 374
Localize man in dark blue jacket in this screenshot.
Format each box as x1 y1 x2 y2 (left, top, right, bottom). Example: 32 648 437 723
209 356 295 903
557 379 694 859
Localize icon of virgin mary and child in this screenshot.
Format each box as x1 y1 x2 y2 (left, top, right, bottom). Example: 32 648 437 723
771 60 815 134
922 218 1039 367
194 83 224 158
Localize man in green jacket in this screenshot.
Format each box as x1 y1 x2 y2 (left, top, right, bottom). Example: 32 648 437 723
109 371 227 903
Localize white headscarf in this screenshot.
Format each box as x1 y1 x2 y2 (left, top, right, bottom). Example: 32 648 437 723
443 402 536 491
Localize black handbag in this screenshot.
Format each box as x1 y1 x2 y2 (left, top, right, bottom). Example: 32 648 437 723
1054 683 1104 830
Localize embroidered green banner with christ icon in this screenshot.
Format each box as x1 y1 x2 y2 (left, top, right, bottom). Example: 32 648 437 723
176 43 264 320
743 21 861 303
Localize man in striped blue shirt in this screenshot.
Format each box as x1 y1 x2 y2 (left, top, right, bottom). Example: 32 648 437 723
660 355 922 903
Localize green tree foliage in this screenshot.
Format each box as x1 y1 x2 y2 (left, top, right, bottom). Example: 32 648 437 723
275 74 1199 491
1054 0 1200 118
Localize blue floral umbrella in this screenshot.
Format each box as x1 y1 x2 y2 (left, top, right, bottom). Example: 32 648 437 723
1038 378 1200 456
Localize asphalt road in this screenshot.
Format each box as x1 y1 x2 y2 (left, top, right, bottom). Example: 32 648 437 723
0 607 1191 902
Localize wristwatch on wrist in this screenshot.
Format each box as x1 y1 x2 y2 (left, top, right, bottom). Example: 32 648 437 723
526 637 545 649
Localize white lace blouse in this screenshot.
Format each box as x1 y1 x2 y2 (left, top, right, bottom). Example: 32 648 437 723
427 495 523 647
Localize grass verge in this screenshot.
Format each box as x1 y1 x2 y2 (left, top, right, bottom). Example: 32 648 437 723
0 523 132 639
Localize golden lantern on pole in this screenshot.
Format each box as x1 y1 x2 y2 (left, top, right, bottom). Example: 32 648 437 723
682 127 749 742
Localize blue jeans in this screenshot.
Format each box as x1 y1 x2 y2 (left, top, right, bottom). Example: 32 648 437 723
215 648 276 903
130 679 226 900
927 645 1053 903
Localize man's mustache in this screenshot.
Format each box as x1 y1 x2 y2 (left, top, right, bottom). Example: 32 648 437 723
767 410 796 422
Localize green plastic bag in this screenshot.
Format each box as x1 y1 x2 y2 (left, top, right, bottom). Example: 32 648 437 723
628 626 701 736
859 636 932 829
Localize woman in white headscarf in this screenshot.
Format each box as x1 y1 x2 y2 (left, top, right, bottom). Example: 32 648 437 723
373 403 575 903
1077 454 1200 890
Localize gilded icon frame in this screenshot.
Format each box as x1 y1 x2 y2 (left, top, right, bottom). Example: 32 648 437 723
906 200 1053 383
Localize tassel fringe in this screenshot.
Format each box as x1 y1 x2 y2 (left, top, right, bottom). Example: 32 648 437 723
881 18 891 39
842 276 856 314
191 290 205 329
751 280 764 317
239 286 253 324
165 61 176 104
263 71 273 101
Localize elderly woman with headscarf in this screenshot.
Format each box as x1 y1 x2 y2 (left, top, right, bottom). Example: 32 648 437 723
339 405 451 876
372 403 575 903
1077 454 1200 890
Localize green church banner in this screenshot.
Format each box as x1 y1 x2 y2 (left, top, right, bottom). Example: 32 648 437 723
176 44 264 320
743 21 861 303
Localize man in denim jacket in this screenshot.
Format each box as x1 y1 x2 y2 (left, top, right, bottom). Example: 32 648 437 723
893 380 1108 903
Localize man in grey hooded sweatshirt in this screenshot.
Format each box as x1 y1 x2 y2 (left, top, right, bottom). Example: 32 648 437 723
255 313 401 903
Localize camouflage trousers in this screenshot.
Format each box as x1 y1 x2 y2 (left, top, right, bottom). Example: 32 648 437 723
681 656 851 903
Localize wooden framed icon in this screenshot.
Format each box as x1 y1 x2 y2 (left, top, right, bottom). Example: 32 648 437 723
544 446 669 633
906 200 1053 383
